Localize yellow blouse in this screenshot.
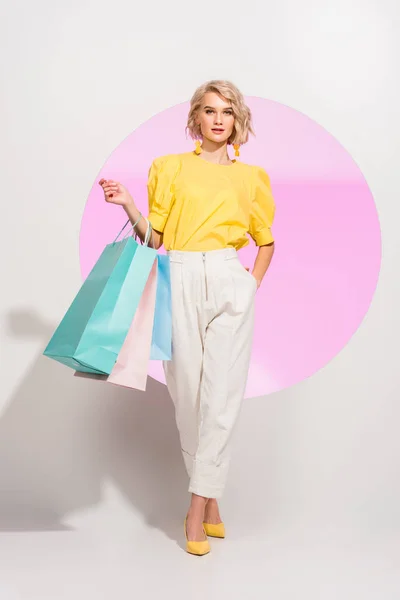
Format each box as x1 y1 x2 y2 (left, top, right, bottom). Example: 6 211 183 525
147 151 275 252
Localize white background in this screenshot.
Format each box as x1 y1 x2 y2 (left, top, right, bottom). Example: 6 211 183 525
1 1 399 598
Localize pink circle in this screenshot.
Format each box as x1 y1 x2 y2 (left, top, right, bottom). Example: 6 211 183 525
80 98 381 398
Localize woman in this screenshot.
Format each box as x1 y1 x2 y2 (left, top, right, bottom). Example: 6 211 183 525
99 79 276 555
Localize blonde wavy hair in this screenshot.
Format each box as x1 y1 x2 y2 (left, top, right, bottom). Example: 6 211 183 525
186 79 255 146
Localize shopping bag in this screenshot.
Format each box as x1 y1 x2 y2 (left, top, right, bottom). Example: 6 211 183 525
107 258 158 390
150 254 172 361
43 220 157 374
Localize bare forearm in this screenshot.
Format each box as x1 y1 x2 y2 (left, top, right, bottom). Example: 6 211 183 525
252 243 275 287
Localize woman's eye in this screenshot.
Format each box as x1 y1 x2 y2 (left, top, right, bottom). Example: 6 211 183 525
205 110 233 115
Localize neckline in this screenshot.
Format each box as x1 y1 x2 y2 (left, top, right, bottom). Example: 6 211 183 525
190 151 237 168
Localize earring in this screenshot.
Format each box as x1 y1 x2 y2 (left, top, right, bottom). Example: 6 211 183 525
195 140 202 155
233 143 240 157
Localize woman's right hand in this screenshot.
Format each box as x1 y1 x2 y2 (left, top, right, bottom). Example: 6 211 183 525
98 178 133 207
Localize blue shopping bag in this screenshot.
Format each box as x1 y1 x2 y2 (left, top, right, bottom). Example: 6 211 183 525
43 221 157 374
150 254 172 361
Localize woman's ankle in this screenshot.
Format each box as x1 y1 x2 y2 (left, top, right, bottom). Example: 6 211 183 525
188 493 207 516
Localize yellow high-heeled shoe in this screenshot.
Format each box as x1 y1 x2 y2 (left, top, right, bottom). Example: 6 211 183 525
203 521 225 538
184 517 211 556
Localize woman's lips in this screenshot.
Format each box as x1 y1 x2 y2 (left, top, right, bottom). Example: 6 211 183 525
212 129 224 133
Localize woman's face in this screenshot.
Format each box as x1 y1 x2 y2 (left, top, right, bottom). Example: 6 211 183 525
196 92 235 144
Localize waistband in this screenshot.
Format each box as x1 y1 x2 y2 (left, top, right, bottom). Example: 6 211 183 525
167 247 237 263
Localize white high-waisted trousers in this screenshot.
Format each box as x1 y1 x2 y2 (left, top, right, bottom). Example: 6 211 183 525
163 247 256 499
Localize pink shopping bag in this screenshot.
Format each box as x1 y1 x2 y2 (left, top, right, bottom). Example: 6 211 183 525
74 259 158 391
107 259 158 390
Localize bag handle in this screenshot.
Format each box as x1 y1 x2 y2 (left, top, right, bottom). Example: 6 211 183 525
134 217 153 247
112 216 153 247
112 218 131 244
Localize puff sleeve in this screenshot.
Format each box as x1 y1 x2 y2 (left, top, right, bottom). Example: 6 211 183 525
147 154 181 233
249 165 276 246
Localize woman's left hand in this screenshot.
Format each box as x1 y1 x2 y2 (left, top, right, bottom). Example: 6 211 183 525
245 267 261 289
